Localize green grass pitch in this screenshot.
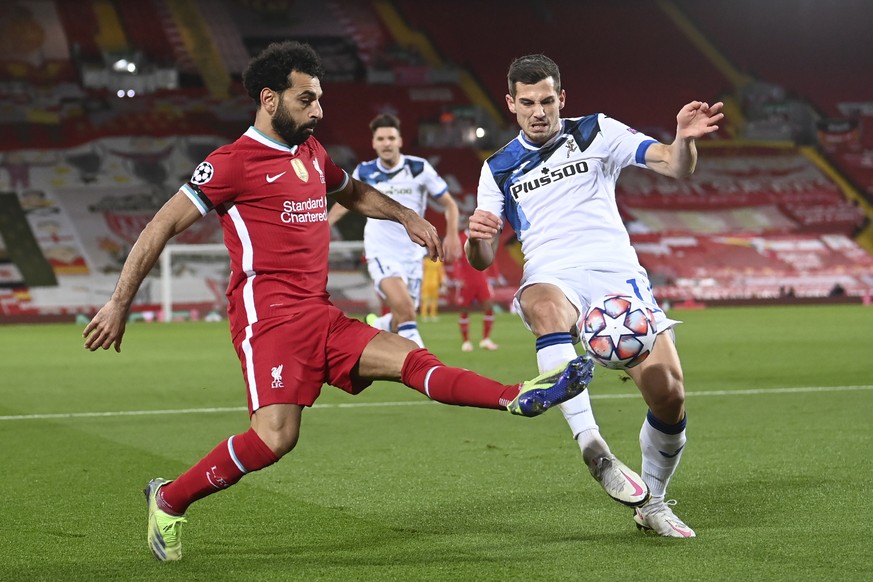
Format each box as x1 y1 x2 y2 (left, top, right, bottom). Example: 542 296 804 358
1 305 872 580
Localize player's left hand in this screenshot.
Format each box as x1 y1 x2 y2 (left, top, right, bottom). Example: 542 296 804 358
676 101 724 139
403 213 444 261
467 209 502 240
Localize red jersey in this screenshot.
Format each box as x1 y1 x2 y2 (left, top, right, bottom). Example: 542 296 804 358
452 230 500 281
449 231 498 307
181 127 348 338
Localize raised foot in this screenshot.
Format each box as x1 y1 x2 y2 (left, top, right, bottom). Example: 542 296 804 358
508 356 594 417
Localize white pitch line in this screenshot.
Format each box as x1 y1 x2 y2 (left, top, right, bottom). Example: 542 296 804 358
595 384 873 400
1 385 871 422
0 400 430 421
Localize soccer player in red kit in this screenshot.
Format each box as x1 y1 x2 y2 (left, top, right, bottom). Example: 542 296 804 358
453 228 500 352
82 41 594 562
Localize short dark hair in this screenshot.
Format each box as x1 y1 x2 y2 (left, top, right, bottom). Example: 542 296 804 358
507 54 561 97
242 41 324 104
369 113 401 134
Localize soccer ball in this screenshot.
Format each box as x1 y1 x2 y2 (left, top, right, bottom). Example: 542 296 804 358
582 293 658 369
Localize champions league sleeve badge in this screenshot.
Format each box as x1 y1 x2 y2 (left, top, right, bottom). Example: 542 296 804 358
191 161 214 185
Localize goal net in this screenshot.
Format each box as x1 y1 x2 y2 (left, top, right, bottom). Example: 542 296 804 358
157 241 374 322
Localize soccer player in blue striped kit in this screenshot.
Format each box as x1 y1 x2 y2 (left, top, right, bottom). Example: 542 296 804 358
466 53 724 537
328 113 462 348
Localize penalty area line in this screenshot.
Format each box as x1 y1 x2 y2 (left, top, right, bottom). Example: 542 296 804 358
1 385 871 422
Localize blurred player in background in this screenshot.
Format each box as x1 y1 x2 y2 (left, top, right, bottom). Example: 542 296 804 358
451 224 500 352
83 42 594 562
466 53 723 537
420 254 445 321
328 113 461 347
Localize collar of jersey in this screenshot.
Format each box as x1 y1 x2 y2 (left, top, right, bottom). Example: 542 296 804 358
245 126 299 154
518 119 566 150
376 154 405 174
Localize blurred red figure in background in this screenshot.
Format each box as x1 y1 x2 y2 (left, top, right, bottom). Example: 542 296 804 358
450 228 501 352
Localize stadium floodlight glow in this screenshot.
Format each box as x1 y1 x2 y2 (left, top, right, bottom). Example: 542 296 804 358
116 89 125 98
127 89 136 97
111 58 138 74
475 127 486 138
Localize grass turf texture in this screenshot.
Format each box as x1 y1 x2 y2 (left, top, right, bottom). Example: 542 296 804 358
1 305 872 580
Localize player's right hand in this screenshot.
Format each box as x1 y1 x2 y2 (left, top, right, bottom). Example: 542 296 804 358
83 300 128 352
468 209 502 240
403 213 444 261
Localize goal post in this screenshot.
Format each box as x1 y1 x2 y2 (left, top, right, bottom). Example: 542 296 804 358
158 241 367 322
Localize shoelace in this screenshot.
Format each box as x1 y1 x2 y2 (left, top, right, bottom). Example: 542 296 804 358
159 515 187 540
642 498 680 518
591 456 621 487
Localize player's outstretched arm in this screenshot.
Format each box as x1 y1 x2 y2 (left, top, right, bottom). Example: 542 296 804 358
83 191 201 352
465 209 502 270
646 100 724 179
333 178 444 260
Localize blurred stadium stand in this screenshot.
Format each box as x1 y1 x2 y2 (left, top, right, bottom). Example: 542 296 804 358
1 0 872 321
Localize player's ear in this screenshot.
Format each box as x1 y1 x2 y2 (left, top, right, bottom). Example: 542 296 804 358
505 94 516 114
261 87 278 114
558 89 566 110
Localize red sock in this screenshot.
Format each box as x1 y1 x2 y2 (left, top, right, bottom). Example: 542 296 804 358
459 312 470 342
483 308 494 339
400 348 519 409
159 428 279 515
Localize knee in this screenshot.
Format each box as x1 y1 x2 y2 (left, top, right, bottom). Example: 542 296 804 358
254 424 299 458
525 300 572 335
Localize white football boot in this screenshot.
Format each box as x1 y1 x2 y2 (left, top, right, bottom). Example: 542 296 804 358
478 338 499 350
588 454 651 507
633 498 696 538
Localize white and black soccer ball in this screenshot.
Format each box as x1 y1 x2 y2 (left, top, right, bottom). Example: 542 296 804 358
582 293 658 369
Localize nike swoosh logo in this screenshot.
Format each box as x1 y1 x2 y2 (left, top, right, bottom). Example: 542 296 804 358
266 171 286 183
659 445 685 458
668 520 694 537
620 470 645 497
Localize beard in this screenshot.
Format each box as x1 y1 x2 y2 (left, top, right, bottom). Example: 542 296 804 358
272 104 316 146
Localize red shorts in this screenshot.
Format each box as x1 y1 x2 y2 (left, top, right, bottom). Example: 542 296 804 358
456 275 494 307
232 303 380 413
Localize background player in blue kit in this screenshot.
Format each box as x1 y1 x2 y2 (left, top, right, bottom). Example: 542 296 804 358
466 53 724 537
329 114 461 348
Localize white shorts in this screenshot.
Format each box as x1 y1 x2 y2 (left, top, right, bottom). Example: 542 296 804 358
512 267 680 338
366 255 423 307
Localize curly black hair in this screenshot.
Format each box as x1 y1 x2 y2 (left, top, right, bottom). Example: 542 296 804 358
242 41 325 104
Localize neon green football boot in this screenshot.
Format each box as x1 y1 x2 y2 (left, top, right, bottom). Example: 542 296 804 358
507 355 594 417
144 478 187 561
